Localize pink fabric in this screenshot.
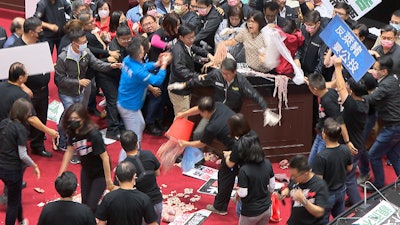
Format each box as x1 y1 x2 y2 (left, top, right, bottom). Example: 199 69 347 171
275 29 304 75
151 34 167 49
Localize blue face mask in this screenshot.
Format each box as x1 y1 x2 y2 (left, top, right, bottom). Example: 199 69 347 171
390 22 400 32
78 43 87 52
241 0 248 4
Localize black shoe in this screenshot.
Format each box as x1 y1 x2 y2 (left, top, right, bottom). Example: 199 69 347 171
156 120 169 132
88 108 101 117
32 149 52 158
145 124 162 136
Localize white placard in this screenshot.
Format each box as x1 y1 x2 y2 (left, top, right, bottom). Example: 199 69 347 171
25 0 40 18
0 42 54 80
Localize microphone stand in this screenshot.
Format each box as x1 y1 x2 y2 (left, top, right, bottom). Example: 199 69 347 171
362 181 398 210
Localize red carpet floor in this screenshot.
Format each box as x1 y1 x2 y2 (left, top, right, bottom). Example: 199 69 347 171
0 7 398 225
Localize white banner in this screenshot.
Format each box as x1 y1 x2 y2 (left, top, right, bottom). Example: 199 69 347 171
328 0 382 20
0 42 54 80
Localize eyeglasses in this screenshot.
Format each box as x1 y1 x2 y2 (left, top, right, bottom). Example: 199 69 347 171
142 21 155 27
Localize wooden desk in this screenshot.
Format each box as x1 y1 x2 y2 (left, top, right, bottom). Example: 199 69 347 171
191 76 313 163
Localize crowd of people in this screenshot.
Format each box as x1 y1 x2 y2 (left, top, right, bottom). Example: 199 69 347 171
0 0 400 224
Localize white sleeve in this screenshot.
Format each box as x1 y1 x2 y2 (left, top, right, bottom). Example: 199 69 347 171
268 176 276 193
237 187 248 198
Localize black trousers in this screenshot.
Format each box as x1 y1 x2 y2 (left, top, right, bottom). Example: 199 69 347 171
96 72 123 136
29 86 49 151
213 159 238 211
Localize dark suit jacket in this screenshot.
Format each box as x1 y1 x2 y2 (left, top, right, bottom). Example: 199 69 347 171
170 40 209 95
194 6 223 49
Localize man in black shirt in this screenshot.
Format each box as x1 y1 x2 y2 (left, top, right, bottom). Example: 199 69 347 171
363 56 400 191
96 161 158 225
117 130 163 224
312 118 353 224
305 72 340 165
96 25 131 140
178 96 236 215
294 10 327 76
264 1 286 27
174 0 202 33
194 0 223 51
37 172 96 225
334 58 368 205
277 155 329 225
12 17 53 157
34 0 71 54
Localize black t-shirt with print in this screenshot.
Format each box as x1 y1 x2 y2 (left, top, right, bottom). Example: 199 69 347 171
287 175 329 225
68 128 107 178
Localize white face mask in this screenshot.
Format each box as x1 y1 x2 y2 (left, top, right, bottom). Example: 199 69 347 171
98 9 110 19
78 43 87 52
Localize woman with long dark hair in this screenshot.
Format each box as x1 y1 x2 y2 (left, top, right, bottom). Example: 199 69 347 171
58 103 113 213
236 132 275 225
0 98 40 225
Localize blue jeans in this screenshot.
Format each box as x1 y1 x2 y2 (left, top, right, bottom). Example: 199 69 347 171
368 125 400 188
0 169 23 225
57 93 84 148
323 185 346 225
308 134 326 165
359 113 378 176
345 161 361 205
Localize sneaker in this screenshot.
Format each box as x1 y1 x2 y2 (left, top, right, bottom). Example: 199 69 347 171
70 155 81 164
19 219 29 225
357 174 370 185
206 204 228 215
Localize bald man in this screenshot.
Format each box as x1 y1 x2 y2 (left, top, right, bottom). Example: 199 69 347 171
4 17 25 48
